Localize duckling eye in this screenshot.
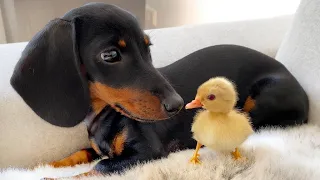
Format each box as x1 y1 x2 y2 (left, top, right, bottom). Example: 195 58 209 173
207 94 216 101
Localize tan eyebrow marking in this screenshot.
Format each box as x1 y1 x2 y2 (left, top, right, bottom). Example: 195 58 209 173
144 35 150 45
118 40 126 47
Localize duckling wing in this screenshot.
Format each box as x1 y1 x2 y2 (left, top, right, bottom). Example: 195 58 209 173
202 116 246 152
223 111 254 146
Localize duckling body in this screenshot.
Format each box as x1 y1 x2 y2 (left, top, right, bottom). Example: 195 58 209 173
192 109 253 153
186 77 254 164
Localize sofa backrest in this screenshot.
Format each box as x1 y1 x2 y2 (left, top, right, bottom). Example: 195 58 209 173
276 0 320 126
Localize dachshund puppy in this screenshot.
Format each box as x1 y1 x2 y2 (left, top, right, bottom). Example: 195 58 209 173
11 3 184 128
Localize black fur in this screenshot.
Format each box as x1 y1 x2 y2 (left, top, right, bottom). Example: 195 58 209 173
10 3 309 175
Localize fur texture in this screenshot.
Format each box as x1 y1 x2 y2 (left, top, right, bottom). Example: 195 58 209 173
1 124 320 180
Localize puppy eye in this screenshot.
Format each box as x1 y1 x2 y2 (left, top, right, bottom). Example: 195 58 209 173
100 50 120 63
207 94 215 100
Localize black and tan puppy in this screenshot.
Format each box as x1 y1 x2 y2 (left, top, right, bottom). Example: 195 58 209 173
10 2 308 178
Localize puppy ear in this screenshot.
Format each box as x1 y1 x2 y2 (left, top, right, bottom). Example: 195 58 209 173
10 18 90 127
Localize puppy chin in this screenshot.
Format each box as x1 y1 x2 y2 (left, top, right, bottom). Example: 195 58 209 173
110 103 169 122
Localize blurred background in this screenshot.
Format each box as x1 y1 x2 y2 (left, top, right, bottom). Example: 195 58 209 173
0 0 300 44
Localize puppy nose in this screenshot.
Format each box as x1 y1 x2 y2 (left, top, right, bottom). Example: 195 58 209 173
163 94 184 116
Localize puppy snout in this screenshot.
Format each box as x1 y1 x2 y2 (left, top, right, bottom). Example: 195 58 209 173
162 94 184 117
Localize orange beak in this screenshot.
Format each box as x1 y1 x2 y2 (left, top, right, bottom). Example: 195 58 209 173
185 99 203 109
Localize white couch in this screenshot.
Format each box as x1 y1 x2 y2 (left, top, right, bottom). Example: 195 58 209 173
1 10 316 169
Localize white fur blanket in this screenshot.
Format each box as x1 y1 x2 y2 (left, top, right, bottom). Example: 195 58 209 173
1 124 320 180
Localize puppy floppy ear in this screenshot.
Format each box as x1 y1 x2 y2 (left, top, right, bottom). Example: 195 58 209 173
10 18 90 127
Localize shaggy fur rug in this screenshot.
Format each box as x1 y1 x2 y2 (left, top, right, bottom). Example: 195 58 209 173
1 124 320 180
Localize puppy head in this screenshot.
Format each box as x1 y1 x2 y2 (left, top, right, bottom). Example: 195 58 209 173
10 3 184 127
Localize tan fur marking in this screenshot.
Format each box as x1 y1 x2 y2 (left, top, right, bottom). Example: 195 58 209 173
112 129 127 156
243 96 255 112
118 39 126 47
144 35 150 45
48 150 93 168
89 82 167 120
91 96 108 114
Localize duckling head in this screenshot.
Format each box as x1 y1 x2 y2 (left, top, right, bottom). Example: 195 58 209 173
186 77 238 113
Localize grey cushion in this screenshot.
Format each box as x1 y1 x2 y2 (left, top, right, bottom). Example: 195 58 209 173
276 0 320 125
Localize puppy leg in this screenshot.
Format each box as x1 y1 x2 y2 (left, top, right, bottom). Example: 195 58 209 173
93 142 158 175
48 148 99 168
44 155 153 179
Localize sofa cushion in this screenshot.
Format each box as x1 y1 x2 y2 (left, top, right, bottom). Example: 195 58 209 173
276 0 320 125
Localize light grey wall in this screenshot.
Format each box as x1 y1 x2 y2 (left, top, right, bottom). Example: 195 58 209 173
0 3 7 43
0 0 146 43
145 0 198 29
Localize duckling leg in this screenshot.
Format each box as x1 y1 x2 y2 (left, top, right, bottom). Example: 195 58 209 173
231 147 242 160
189 142 202 164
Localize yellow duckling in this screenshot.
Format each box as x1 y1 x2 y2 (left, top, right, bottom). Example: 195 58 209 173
186 77 254 164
